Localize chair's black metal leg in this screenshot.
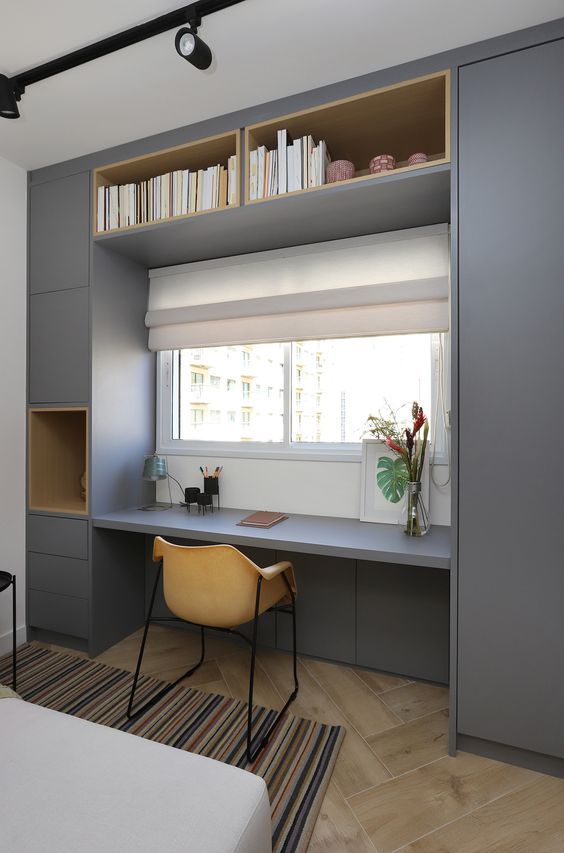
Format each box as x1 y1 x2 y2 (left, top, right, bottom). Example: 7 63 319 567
246 575 262 762
12 574 16 692
127 561 162 719
290 588 298 695
127 563 207 721
246 575 299 763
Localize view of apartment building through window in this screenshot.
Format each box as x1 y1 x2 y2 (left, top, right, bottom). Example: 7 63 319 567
170 335 433 445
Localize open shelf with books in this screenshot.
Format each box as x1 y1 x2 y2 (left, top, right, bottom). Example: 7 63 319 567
245 70 450 203
28 407 89 516
93 130 240 235
93 162 450 268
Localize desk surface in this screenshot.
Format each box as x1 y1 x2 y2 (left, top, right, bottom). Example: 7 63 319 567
93 506 451 570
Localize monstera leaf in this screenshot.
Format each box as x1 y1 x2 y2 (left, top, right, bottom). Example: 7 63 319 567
376 456 408 503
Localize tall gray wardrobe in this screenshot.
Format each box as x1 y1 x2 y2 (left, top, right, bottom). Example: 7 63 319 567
457 37 564 770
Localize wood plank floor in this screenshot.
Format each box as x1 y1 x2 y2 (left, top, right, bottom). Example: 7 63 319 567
40 626 564 851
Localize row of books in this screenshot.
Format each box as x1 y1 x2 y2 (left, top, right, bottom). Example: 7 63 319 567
249 130 331 200
97 155 237 232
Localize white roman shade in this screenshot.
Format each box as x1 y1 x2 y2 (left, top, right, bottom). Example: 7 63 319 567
146 224 449 351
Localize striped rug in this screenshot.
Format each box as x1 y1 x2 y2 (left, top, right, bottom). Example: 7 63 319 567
0 644 344 852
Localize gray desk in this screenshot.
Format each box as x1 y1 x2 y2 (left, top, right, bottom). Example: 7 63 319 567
92 506 451 570
92 505 451 688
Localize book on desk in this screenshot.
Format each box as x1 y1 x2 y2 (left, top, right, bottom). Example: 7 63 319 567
237 511 288 529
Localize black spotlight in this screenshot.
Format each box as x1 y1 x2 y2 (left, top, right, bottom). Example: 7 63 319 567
0 74 19 119
175 26 212 70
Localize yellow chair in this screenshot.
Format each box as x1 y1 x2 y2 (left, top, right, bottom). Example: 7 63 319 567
127 536 299 762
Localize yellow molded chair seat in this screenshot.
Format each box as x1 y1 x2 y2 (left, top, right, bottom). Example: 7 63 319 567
155 537 296 629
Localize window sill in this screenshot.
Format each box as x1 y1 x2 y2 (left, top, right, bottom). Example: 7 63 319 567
157 441 450 466
158 442 362 463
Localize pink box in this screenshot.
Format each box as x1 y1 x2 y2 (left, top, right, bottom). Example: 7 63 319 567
369 154 396 173
407 152 429 166
326 160 356 183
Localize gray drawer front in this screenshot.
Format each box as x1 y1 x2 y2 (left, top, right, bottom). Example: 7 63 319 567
28 515 88 560
28 552 89 599
28 589 89 639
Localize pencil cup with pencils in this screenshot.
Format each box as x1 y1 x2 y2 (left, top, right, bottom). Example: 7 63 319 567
201 466 222 511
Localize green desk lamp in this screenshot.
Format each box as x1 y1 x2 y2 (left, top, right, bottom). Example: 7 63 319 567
140 453 175 511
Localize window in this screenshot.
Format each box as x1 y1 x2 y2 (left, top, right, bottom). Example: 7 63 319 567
161 335 442 458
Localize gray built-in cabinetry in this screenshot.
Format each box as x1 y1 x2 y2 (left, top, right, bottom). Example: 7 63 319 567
457 39 564 766
29 172 90 405
26 18 564 772
27 173 154 655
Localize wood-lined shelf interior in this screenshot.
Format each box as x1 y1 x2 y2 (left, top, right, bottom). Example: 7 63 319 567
245 70 450 203
29 408 89 516
93 130 240 235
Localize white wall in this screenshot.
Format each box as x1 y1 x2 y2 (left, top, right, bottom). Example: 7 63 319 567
158 455 451 525
0 155 27 654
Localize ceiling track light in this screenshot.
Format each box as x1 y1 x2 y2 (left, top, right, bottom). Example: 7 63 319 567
175 17 212 70
0 0 244 119
0 74 22 119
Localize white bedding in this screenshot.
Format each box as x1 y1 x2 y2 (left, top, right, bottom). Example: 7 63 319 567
0 698 272 853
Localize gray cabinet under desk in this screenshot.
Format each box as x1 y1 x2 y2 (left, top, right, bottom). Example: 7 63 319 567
94 507 451 684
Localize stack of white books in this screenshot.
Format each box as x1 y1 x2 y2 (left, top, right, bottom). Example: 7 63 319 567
249 131 331 200
97 154 237 232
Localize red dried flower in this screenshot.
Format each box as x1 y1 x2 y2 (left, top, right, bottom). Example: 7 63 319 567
385 437 405 455
413 407 426 436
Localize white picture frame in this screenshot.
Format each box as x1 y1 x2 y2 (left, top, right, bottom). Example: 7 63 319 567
360 438 430 524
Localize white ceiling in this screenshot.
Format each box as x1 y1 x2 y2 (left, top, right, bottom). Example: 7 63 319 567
0 0 561 170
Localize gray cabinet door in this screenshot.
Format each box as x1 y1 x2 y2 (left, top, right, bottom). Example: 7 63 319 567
357 561 449 683
458 39 564 757
276 551 356 664
30 172 90 294
29 286 89 403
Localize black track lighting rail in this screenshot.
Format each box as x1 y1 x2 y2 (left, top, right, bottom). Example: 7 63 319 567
9 0 245 96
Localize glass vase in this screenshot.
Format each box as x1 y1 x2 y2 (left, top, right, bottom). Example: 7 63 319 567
403 481 430 537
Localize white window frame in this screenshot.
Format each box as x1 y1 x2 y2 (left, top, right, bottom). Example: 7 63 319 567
157 337 450 464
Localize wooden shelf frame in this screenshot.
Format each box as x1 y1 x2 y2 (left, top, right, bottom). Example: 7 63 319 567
92 130 241 236
91 70 451 260
244 70 450 204
28 407 89 516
